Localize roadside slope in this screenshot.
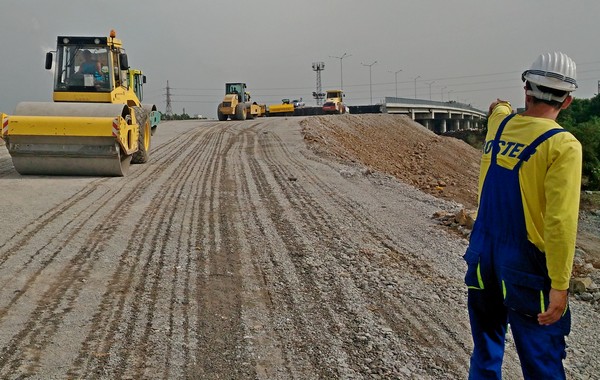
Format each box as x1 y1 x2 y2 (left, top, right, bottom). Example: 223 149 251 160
301 114 481 209
302 114 600 273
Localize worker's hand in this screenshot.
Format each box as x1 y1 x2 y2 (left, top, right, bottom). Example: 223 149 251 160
537 288 568 326
488 98 510 115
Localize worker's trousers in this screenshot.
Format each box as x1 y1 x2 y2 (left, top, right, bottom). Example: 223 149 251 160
464 114 571 380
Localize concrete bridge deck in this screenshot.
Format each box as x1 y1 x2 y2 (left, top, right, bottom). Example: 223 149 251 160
384 97 486 133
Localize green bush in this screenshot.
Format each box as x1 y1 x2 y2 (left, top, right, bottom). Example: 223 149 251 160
558 95 600 190
567 119 600 189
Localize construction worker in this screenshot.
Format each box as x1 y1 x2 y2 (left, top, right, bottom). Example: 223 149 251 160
78 50 103 84
464 52 582 379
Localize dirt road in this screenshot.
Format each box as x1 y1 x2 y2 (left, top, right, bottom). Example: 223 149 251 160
0 117 596 379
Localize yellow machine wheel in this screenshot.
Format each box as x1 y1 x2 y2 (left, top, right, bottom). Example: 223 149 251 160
131 106 151 164
217 103 228 121
235 104 247 121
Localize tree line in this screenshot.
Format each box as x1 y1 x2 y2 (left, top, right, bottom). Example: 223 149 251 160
161 113 192 120
558 94 600 190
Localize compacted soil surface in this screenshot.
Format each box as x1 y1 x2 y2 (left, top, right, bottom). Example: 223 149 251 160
0 114 597 379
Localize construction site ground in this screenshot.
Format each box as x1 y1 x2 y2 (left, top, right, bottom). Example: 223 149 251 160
0 114 598 379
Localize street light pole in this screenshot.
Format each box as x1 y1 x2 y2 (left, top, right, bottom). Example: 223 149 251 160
330 53 351 90
425 81 436 101
388 69 402 98
414 75 421 99
362 61 377 104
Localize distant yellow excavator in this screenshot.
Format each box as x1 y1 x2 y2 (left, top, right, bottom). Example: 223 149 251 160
1 29 160 176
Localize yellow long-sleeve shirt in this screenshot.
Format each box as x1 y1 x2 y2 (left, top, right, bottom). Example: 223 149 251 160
480 103 582 290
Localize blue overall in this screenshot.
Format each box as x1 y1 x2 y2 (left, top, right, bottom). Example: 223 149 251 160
81 61 103 81
464 114 571 379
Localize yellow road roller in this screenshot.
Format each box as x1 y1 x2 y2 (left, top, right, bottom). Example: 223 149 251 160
217 83 266 121
1 30 160 176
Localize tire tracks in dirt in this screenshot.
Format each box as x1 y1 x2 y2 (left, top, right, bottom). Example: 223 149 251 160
67 124 228 378
0 124 226 377
0 117 483 379
0 157 15 177
229 118 471 377
184 121 255 379
265 126 472 368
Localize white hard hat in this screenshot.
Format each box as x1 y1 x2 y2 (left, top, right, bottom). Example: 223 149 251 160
522 52 577 101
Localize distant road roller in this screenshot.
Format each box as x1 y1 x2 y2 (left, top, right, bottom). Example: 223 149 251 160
322 90 346 115
0 30 160 176
217 83 266 121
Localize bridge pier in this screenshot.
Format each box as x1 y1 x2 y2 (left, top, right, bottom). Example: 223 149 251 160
438 119 447 134
453 119 461 131
462 119 471 130
418 119 430 131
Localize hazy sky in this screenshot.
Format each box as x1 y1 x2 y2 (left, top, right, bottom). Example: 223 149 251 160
2 0 599 118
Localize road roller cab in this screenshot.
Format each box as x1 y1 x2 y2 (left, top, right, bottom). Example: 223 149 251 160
1 30 159 176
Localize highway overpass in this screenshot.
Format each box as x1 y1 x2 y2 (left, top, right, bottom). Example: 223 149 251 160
384 97 486 134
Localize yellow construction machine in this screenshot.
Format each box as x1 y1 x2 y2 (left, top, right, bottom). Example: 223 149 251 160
1 30 160 176
217 83 266 121
0 113 5 148
322 89 346 114
267 99 295 117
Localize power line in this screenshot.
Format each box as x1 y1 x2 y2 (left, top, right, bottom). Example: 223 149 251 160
164 66 600 94
160 64 600 110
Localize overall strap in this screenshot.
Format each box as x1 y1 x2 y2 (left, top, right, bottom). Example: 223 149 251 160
491 113 517 164
514 128 567 171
